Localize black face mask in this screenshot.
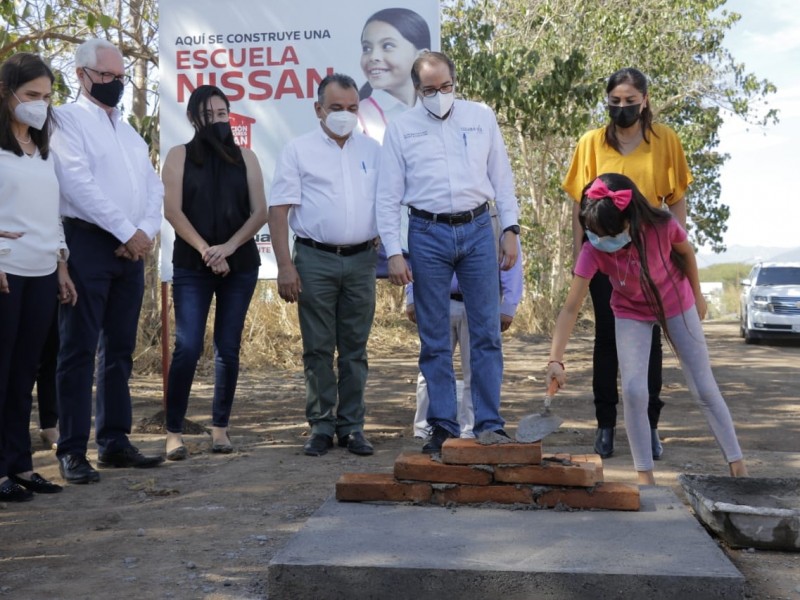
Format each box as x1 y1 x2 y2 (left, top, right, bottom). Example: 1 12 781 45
208 121 233 142
608 103 641 129
88 79 124 108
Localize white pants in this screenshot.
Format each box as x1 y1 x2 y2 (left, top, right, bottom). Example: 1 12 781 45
616 307 743 471
413 300 474 438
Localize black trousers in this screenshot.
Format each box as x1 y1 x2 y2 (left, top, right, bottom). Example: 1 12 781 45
33 313 59 429
589 272 664 429
57 223 144 457
0 272 58 478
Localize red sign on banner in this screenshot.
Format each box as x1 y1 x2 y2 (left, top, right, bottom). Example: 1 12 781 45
229 112 256 148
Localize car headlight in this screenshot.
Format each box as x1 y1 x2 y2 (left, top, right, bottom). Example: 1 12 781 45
752 295 769 308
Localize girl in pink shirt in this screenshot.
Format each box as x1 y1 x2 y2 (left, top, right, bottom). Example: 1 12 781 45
546 173 747 485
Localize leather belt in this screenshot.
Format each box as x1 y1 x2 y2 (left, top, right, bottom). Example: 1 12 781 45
450 293 464 302
63 217 107 234
295 237 372 256
409 202 489 225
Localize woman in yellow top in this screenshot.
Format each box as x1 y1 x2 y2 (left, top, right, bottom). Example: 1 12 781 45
562 67 693 460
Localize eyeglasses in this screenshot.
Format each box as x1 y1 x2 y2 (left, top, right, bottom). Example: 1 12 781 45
83 66 131 85
419 83 454 98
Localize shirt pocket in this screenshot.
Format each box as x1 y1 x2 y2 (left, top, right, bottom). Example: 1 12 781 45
360 167 378 198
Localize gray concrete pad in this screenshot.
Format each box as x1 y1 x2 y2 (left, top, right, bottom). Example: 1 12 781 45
268 486 743 600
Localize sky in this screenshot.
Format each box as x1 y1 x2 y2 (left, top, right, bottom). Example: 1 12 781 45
712 0 800 249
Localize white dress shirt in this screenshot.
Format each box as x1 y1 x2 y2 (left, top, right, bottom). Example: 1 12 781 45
0 148 67 277
269 126 381 246
51 94 164 243
376 99 519 258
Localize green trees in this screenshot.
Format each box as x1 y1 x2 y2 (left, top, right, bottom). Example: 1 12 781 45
2 1 778 335
443 0 777 329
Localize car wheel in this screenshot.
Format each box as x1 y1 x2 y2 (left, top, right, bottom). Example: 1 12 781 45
744 327 759 345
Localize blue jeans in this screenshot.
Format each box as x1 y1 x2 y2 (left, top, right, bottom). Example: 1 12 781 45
408 209 504 436
166 267 258 433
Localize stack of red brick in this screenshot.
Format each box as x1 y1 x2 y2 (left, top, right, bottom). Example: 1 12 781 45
336 438 640 511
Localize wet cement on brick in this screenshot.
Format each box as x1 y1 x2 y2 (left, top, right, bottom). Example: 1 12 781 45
268 486 744 600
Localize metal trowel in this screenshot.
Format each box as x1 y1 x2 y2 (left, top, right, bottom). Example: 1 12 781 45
515 379 563 443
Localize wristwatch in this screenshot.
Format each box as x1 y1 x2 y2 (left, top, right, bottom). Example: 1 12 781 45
503 225 520 235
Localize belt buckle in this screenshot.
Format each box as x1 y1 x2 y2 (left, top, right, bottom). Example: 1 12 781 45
336 245 343 255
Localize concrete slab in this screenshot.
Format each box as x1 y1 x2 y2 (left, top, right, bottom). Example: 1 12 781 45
268 486 744 600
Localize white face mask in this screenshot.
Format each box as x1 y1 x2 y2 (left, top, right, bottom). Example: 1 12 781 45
323 109 358 137
13 92 49 130
421 91 454 119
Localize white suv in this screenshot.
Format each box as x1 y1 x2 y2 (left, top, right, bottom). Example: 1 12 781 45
740 262 800 344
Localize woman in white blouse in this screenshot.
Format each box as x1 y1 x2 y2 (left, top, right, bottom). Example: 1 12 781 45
0 53 76 501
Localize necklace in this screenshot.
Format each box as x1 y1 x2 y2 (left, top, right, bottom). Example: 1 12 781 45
14 133 32 144
615 249 633 286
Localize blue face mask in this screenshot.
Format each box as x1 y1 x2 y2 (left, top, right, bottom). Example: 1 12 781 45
587 230 631 253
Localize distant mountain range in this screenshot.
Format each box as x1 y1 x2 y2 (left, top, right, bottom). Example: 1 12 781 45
696 245 800 268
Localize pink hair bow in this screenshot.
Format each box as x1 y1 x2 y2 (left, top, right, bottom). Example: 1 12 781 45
586 178 632 211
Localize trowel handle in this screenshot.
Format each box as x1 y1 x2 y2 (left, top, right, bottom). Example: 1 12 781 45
544 379 559 407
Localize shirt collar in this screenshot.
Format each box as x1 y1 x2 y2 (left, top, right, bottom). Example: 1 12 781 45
76 92 122 124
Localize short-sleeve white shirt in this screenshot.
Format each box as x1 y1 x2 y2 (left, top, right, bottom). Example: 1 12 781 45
269 127 381 246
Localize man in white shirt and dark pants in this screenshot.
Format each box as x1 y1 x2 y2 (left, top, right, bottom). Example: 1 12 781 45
51 39 164 484
377 51 521 454
269 74 381 458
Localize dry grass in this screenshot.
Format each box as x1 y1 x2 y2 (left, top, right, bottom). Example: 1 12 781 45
136 279 421 375
134 277 598 375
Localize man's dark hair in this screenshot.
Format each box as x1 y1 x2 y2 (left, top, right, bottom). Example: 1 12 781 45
411 51 456 88
317 73 358 105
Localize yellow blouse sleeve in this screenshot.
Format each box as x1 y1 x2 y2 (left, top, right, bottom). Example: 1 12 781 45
562 129 601 202
654 124 693 205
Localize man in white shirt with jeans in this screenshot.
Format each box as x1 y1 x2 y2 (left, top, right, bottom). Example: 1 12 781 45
377 51 520 454
269 74 381 458
51 39 164 484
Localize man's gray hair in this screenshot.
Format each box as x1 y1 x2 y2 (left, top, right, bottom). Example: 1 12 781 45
75 39 121 69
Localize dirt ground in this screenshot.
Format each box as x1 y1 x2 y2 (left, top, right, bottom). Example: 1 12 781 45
1 320 799 599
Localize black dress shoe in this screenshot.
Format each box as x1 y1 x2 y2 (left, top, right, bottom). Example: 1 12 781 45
338 431 374 456
0 478 34 502
10 472 63 494
303 433 333 456
422 425 456 454
594 427 615 458
651 429 664 460
98 446 164 469
58 453 100 484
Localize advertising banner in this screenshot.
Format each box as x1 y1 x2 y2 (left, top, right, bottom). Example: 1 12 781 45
159 0 440 280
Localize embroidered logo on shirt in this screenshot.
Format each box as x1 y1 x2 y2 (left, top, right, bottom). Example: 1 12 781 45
403 130 428 139
460 126 483 134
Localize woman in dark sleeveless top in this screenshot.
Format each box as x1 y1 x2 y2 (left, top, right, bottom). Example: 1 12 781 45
162 85 267 460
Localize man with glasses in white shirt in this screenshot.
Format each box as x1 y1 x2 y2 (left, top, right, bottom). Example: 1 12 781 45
51 39 164 484
269 73 381 458
377 51 520 454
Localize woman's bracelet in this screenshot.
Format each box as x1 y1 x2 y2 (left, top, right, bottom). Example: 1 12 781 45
547 360 564 370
